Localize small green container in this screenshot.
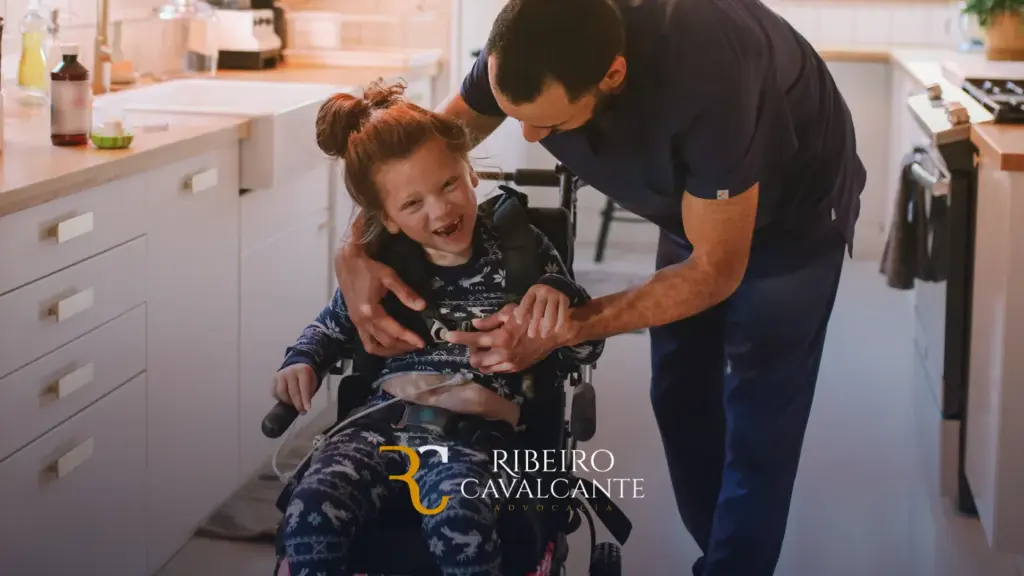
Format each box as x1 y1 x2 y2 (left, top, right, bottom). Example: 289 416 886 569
90 133 134 149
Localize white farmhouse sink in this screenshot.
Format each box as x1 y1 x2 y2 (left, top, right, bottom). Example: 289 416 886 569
95 79 352 190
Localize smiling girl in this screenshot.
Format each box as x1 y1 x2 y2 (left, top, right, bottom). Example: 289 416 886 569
270 79 605 576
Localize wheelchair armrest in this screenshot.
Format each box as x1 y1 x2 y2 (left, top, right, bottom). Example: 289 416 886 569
261 359 353 439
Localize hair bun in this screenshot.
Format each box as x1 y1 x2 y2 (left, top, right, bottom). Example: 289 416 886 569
315 92 370 157
315 79 410 158
362 78 407 109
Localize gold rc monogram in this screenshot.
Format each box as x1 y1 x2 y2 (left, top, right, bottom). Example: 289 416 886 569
380 445 451 515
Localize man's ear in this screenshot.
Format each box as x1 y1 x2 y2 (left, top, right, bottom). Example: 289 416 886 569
600 55 627 92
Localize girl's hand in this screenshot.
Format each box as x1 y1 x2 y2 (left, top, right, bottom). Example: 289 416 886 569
513 284 570 339
272 364 318 413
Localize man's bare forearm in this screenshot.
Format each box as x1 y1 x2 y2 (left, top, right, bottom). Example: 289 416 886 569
565 257 740 346
435 93 504 149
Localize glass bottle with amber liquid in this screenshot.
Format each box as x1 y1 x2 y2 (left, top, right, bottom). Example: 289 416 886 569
50 43 91 146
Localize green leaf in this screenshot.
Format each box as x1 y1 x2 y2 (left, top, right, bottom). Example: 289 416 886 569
961 0 1024 28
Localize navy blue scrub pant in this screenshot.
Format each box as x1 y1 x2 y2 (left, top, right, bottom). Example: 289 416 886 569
650 228 847 576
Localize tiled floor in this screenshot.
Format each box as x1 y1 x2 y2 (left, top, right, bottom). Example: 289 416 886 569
157 235 1024 576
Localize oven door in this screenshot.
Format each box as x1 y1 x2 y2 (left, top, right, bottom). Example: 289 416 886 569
908 144 963 501
910 146 956 417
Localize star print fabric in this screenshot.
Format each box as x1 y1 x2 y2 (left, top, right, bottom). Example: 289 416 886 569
278 218 606 405
279 425 504 575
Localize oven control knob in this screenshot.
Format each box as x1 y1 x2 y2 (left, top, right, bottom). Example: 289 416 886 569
946 102 970 125
926 83 943 100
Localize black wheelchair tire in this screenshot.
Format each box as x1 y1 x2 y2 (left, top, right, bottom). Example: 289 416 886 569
589 542 621 576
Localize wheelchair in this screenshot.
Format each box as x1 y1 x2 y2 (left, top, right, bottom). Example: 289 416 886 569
261 166 631 576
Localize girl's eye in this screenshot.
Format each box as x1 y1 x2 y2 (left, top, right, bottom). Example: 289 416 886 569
444 178 458 190
401 199 422 211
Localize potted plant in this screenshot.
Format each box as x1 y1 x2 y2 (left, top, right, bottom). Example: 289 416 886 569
962 0 1024 60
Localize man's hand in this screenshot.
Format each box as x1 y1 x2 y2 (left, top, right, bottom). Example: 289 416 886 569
335 243 426 356
444 303 572 373
513 284 569 339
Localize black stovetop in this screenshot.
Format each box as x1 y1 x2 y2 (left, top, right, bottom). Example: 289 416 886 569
961 78 1024 123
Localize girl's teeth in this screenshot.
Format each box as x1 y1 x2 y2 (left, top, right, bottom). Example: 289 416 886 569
435 217 460 236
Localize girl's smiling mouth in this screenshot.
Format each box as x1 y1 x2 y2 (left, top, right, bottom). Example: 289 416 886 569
433 216 463 237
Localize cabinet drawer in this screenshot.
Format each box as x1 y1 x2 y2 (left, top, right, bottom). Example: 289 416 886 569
0 305 146 460
241 161 330 254
0 236 147 379
0 372 147 576
0 177 149 296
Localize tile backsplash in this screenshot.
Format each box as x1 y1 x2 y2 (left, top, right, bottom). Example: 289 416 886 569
767 0 963 47
0 0 169 82
0 0 965 86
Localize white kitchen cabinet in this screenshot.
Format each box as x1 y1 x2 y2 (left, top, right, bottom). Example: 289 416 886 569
238 162 334 480
0 373 148 576
827 61 892 262
144 145 243 573
405 77 435 109
239 208 332 480
965 155 1024 555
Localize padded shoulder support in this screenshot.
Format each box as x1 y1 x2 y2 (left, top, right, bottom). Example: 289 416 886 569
488 185 545 301
372 185 547 341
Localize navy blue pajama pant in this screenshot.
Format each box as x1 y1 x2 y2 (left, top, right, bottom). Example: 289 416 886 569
650 228 847 576
279 424 504 576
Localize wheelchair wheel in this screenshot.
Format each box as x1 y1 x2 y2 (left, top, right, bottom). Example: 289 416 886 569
589 542 621 576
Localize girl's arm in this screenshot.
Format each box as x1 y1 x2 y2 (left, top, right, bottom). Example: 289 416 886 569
532 232 606 367
279 288 358 381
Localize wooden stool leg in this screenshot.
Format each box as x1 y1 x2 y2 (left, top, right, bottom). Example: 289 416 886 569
595 197 615 262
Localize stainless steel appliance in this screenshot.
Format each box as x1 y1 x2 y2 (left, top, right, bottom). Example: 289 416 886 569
961 78 1024 123
209 0 281 70
905 86 980 515
905 77 1024 514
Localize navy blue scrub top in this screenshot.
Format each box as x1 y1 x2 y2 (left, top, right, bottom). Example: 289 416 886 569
461 0 866 277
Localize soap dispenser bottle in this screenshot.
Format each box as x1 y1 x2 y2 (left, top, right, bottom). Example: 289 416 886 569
17 0 49 105
45 9 62 77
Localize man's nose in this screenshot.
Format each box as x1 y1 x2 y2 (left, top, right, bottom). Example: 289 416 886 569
521 123 550 143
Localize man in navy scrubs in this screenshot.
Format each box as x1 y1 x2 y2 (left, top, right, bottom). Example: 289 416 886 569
333 0 866 573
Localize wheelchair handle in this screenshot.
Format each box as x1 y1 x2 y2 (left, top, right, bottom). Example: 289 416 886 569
477 169 561 188
262 401 300 439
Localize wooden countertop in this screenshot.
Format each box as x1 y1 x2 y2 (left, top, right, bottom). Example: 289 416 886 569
971 124 1024 171
0 61 439 219
0 105 249 218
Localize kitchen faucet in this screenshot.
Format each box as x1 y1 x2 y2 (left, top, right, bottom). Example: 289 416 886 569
92 0 111 94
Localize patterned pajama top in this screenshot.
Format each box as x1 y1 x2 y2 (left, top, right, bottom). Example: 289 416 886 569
279 216 606 408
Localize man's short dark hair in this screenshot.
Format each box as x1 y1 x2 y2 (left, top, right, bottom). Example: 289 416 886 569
485 0 625 105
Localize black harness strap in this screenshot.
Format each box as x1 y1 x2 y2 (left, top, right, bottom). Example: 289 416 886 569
486 186 545 303
377 186 544 344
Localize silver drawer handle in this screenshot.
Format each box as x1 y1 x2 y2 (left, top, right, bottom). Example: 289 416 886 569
49 288 94 322
53 362 95 399
53 437 95 479
51 212 94 244
185 168 218 194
